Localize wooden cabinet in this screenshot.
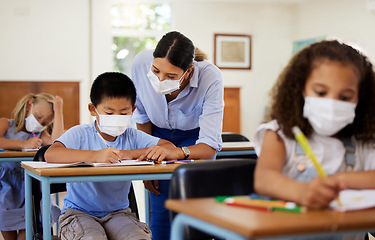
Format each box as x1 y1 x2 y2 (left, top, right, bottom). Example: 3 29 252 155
223 87 240 133
0 81 79 130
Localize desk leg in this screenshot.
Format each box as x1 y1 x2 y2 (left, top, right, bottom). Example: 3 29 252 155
24 171 33 240
42 179 52 240
171 214 249 240
170 214 186 240
145 189 150 225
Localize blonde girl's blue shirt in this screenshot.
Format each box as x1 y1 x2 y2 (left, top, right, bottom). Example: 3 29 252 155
56 121 160 217
131 50 224 151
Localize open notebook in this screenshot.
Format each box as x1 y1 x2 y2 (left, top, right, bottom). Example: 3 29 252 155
22 160 154 168
330 189 375 212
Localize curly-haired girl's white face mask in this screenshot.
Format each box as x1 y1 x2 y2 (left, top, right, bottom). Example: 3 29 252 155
303 97 357 136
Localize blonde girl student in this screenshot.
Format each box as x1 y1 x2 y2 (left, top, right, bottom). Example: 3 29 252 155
0 93 64 240
253 40 375 239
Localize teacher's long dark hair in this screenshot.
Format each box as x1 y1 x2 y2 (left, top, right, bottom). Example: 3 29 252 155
153 31 207 71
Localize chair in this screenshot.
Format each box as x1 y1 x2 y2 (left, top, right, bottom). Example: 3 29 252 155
32 145 139 239
169 158 257 240
218 132 257 159
221 132 249 142
32 145 66 240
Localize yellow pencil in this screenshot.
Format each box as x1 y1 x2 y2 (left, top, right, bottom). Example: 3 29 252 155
292 126 342 206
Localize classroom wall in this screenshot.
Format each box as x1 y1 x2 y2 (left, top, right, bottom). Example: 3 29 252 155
0 0 92 124
172 1 295 140
295 0 375 63
172 0 375 140
1 0 374 139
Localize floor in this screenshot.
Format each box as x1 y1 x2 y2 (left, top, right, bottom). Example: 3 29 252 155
0 180 147 240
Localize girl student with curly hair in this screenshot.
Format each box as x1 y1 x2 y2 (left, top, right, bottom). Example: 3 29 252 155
0 93 64 240
253 40 375 239
254 39 375 213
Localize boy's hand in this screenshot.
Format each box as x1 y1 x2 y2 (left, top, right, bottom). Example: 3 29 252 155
300 176 342 209
119 150 134 160
24 138 42 149
95 147 121 163
137 145 171 162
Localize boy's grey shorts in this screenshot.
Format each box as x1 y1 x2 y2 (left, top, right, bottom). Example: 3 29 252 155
58 208 152 240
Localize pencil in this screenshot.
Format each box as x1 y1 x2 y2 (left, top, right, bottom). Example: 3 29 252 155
292 126 342 206
95 130 122 163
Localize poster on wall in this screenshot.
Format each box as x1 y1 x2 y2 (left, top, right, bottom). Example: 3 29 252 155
292 36 326 55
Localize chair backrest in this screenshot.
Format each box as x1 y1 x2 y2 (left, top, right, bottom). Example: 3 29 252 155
169 159 256 239
221 132 249 142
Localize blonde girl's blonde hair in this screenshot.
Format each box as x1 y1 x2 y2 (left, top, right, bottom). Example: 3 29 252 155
13 93 54 133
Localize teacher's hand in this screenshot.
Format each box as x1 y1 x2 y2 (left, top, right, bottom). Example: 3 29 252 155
143 180 160 196
137 145 170 162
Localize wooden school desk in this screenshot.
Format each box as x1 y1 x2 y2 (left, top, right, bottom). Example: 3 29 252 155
0 150 36 162
166 197 375 240
217 141 255 157
22 163 182 240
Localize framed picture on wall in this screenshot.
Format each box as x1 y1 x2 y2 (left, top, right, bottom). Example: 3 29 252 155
214 33 252 70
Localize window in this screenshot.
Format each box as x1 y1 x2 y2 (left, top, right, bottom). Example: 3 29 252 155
111 1 171 75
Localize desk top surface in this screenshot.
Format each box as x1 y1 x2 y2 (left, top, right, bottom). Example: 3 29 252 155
221 142 254 151
166 197 375 238
0 150 36 158
21 161 184 177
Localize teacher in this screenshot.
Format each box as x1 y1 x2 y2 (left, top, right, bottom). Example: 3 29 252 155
131 31 224 239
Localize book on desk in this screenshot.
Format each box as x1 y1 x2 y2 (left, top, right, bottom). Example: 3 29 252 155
21 160 154 168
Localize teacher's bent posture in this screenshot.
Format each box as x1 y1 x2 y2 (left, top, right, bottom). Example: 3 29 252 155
132 31 224 240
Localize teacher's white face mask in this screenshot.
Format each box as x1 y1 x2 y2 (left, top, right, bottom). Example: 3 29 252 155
96 109 132 137
303 97 356 136
147 70 187 95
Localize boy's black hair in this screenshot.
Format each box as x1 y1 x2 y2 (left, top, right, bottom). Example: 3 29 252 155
90 72 136 107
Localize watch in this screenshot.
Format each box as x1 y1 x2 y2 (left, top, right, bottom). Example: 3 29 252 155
180 147 190 160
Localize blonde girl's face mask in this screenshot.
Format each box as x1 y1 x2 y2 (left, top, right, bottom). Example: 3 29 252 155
147 69 187 95
25 105 45 133
303 97 357 136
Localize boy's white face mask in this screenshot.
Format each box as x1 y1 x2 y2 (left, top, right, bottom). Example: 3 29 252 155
147 69 187 95
95 109 132 137
303 97 357 136
25 105 45 133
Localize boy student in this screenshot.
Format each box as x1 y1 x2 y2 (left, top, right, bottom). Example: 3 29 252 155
45 72 176 240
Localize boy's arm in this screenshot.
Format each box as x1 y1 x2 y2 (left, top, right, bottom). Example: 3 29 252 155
45 141 121 163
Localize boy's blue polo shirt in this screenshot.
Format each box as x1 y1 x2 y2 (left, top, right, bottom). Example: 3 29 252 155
56 121 159 217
